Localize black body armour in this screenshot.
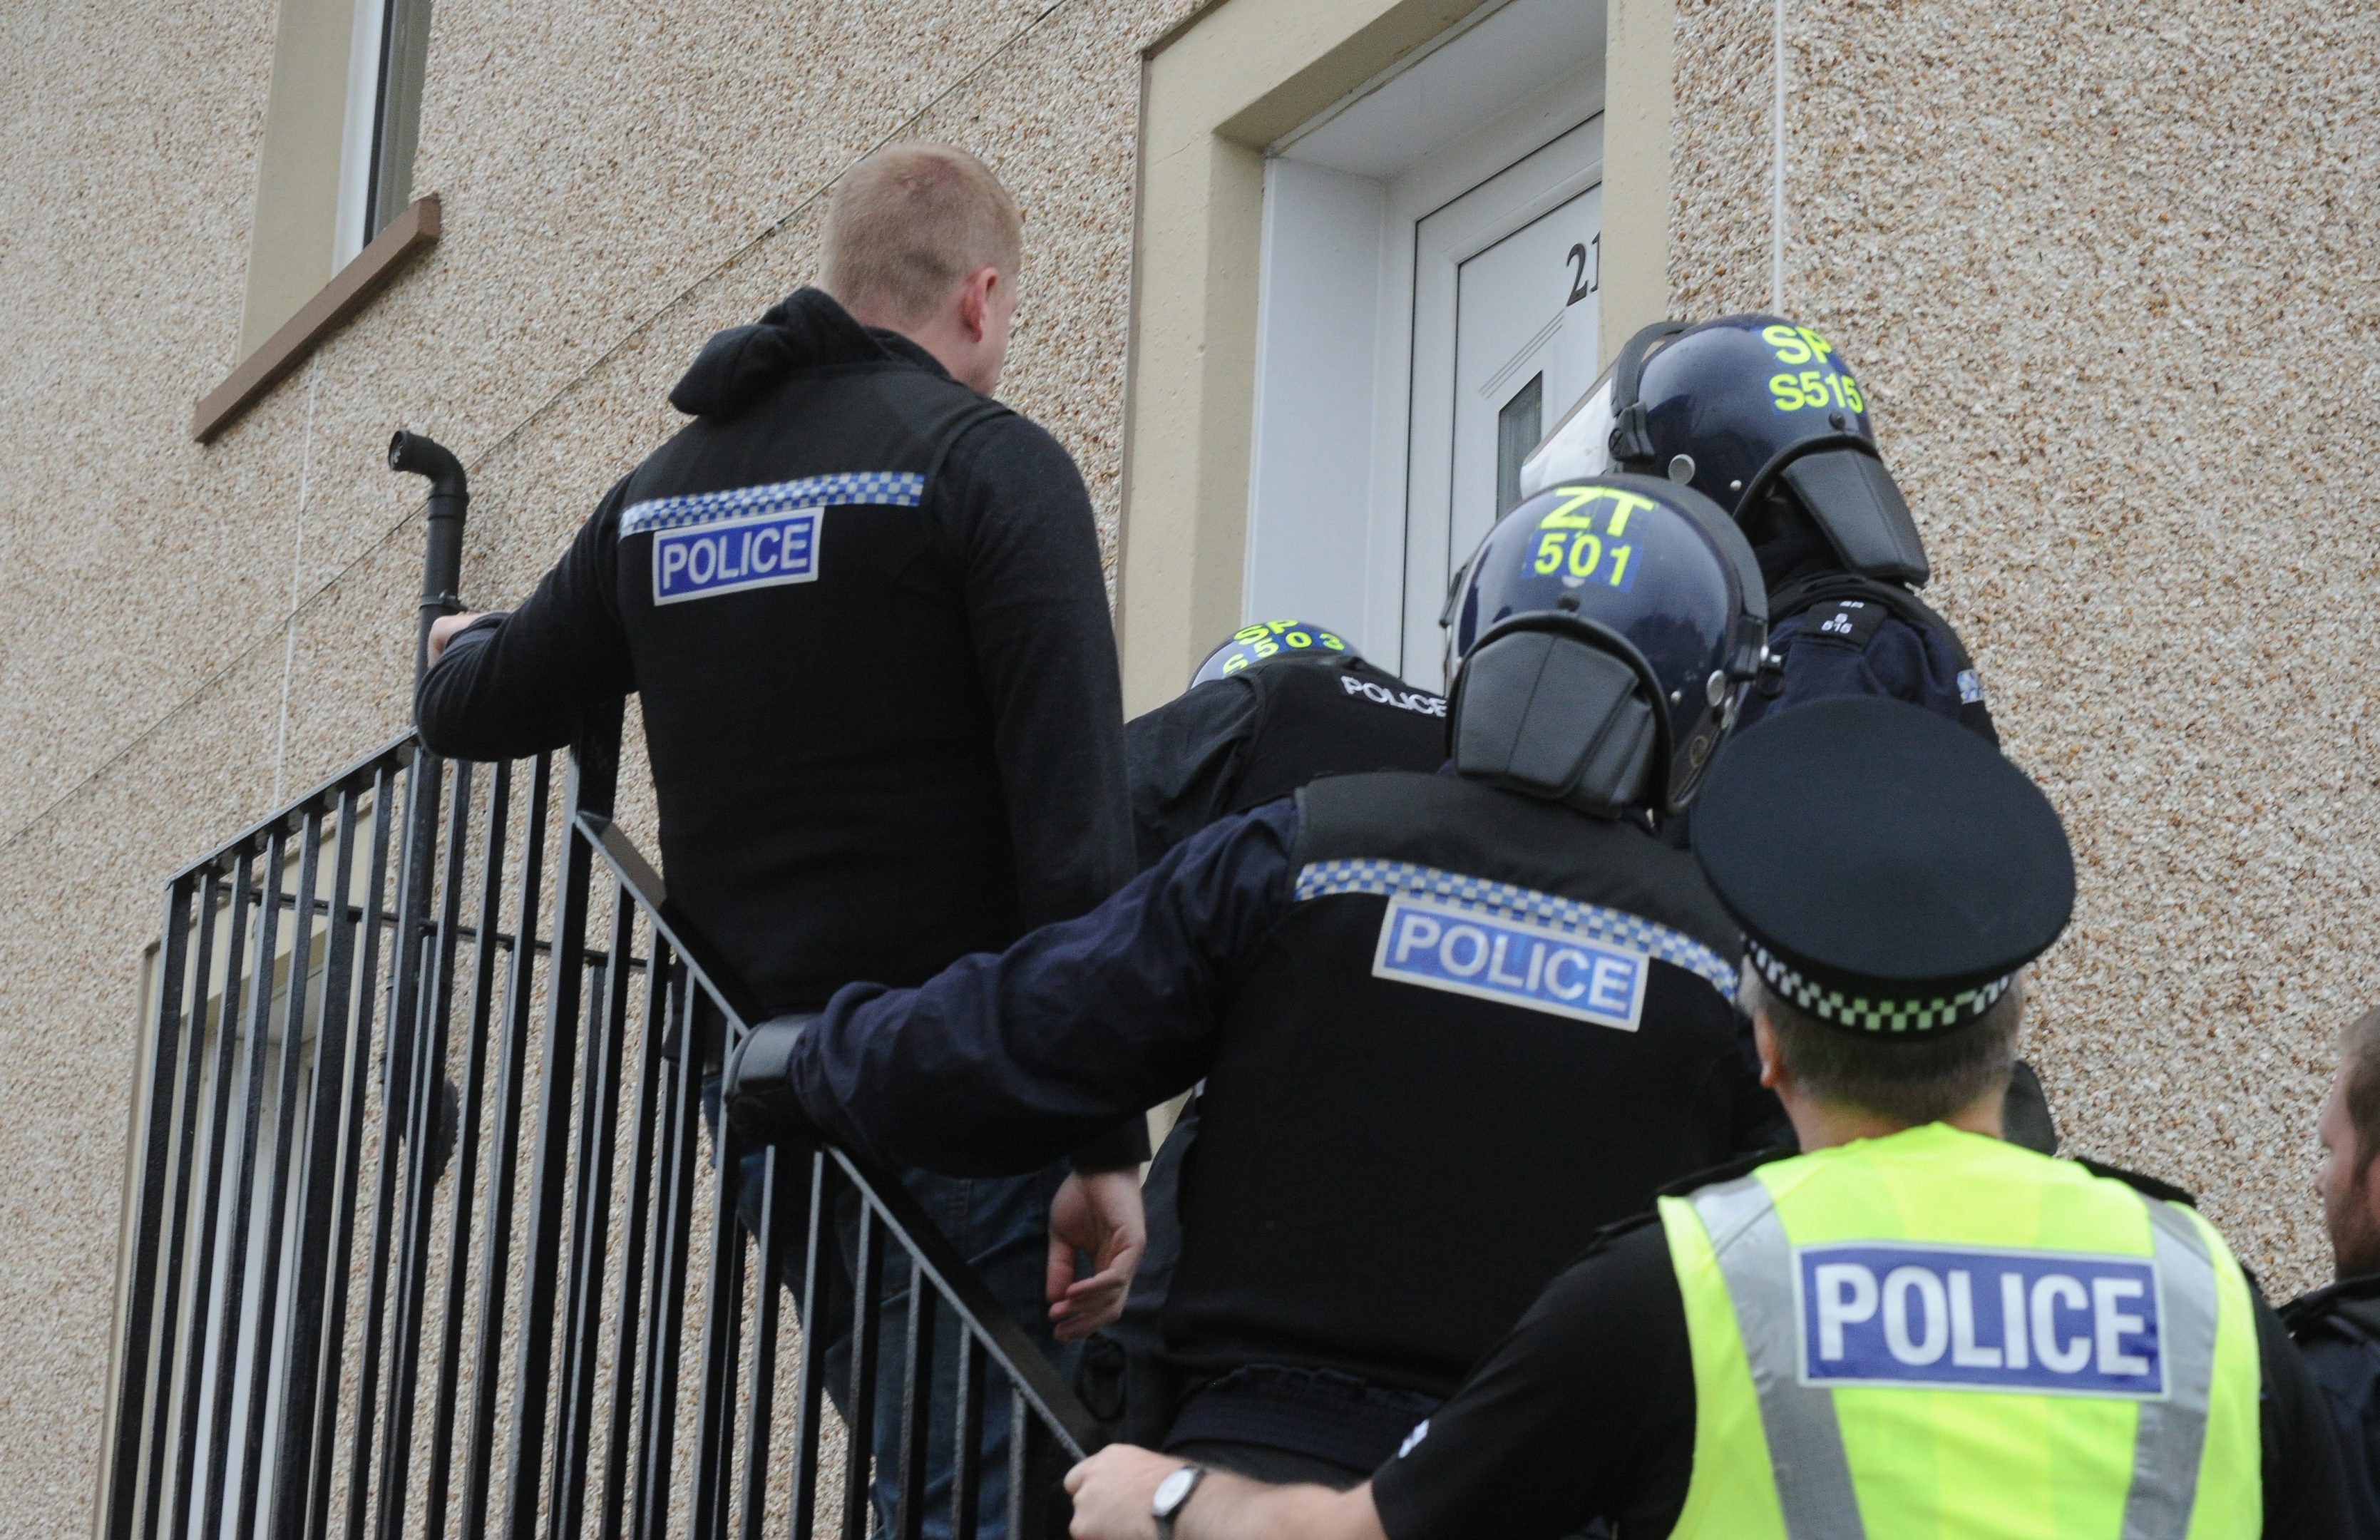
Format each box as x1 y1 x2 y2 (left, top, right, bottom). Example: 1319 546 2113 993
612 359 1012 1012
1166 771 1754 1399
1226 657 1448 813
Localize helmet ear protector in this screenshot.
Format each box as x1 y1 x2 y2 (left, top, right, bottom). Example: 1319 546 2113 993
1604 320 1690 473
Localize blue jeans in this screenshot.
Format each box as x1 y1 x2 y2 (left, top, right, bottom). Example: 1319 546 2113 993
729 1143 1074 1540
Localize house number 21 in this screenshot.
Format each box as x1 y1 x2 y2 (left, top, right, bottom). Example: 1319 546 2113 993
1565 235 1599 304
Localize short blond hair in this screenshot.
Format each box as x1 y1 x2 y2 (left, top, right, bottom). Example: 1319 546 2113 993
1747 962 2023 1126
821 143 1022 325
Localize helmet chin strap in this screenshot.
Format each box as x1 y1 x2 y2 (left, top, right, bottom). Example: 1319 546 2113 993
1450 631 1657 818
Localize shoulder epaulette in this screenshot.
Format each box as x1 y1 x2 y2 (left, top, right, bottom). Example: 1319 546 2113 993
1658 1144 1798 1198
2073 1156 2197 1208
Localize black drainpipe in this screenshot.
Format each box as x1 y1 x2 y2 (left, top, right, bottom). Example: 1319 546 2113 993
389 429 469 691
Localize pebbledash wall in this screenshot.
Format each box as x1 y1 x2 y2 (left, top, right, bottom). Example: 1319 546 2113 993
2 0 2376 1531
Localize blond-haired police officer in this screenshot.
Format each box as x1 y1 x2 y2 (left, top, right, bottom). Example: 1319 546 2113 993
1063 697 2348 1540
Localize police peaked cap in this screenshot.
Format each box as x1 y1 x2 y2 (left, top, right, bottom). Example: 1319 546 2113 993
1690 697 2075 1036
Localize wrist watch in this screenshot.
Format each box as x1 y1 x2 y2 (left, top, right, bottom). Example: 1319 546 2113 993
1151 1464 1208 1540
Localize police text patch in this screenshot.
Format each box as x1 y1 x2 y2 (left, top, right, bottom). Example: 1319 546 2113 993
1370 895 1648 1030
1805 599 1887 647
1796 1243 2165 1398
620 471 928 606
651 505 821 604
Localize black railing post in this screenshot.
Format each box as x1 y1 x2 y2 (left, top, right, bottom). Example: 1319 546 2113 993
98 871 197 1540
501 699 623 1540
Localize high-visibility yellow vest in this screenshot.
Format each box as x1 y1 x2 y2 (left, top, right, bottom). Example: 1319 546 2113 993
1658 1124 2261 1539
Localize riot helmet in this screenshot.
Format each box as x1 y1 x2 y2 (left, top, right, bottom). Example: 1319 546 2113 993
1442 476 1768 816
1191 619 1358 687
1519 315 1932 587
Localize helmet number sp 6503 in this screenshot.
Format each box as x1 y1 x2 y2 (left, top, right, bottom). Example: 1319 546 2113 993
1217 620 1347 674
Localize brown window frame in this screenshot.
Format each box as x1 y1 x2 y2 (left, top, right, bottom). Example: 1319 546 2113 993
190 191 440 444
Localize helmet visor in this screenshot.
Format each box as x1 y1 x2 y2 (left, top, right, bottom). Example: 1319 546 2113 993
1775 448 1932 587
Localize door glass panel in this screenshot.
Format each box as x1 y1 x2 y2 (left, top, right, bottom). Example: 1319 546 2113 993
1496 371 1544 520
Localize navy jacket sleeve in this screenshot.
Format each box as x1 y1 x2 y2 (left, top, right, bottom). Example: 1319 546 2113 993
788 801 1300 1176
1766 610 1968 721
943 416 1137 930
1123 678 1265 870
414 476 639 760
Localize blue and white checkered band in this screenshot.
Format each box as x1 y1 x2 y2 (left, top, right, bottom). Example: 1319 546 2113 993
617 471 927 537
1747 940 2013 1034
1294 858 1738 1000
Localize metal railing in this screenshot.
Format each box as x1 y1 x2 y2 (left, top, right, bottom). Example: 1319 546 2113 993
98 436 1098 1540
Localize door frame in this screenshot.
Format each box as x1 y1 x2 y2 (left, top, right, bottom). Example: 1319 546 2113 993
1119 0 1673 713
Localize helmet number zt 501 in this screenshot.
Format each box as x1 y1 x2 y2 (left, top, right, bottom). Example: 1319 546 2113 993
1763 323 1866 415
1532 485 1648 591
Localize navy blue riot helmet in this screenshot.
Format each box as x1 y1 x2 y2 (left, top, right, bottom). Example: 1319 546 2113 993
1521 315 1932 587
1442 476 1768 816
1191 619 1357 686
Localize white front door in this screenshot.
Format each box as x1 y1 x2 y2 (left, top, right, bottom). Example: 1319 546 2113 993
1240 0 1608 692
1402 123 1602 686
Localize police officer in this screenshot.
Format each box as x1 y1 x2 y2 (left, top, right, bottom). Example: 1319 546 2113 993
1522 314 2063 1156
1095 622 1451 1439
1061 697 2350 1540
412 143 1145 1539
1124 622 1447 868
2285 1005 2380 1533
729 476 1785 1482
1522 314 1996 744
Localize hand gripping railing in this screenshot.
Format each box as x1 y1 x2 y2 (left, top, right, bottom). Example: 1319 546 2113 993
97 434 1099 1540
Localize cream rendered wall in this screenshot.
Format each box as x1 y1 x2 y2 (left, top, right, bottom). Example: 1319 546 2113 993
0 1 1201 1531
6 0 2380 1531
1672 0 2380 1285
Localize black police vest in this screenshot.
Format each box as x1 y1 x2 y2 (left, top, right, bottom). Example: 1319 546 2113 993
1165 771 1753 1397
611 359 1015 1013
1770 571 1999 744
1227 658 1447 813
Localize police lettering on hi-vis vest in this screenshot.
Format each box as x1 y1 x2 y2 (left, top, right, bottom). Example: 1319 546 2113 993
1097 622 1452 1442
1522 314 1997 746
1055 697 2351 1540
727 476 1789 1484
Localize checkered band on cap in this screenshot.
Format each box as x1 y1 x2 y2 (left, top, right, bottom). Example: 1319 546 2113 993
1296 857 1738 1000
1747 940 2011 1035
619 471 926 537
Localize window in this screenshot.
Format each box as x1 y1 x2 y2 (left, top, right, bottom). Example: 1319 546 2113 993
334 0 433 268
198 0 437 440
237 0 434 358
1241 0 1606 689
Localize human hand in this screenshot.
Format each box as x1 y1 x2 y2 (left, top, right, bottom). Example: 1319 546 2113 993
426 611 486 666
1063 1444 1181 1540
1047 1169 1146 1343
